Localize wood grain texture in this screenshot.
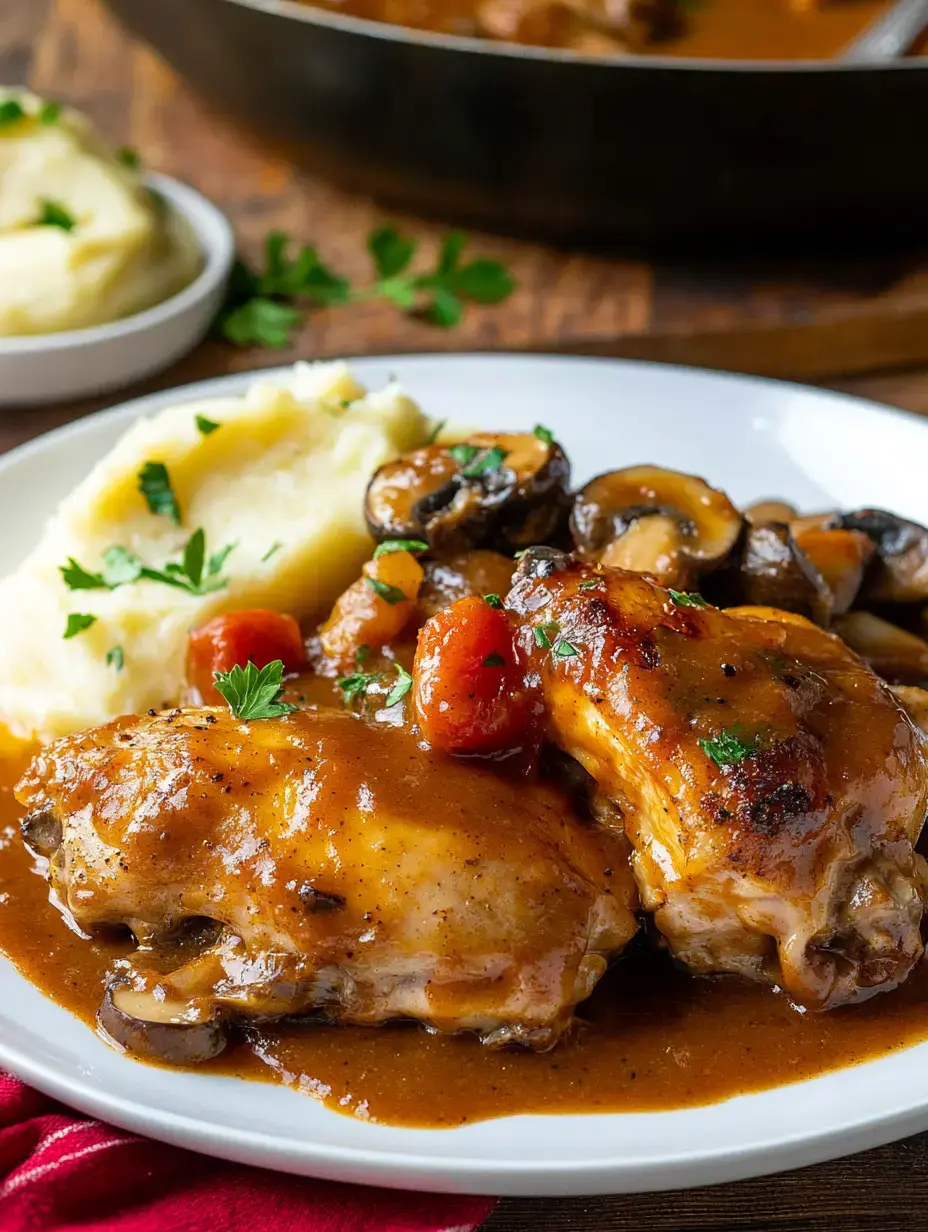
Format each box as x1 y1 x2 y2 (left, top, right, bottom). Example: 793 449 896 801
7 2 928 1228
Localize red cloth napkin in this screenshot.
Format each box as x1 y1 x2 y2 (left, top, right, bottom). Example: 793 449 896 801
0 1074 496 1232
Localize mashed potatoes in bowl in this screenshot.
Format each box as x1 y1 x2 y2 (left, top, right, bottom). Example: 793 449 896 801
0 362 431 740
0 89 202 336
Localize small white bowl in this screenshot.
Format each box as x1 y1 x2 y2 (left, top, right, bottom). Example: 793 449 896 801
0 172 235 408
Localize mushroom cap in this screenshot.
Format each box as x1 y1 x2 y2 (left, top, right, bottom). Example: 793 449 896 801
365 431 570 554
836 509 928 604
724 522 832 627
97 983 227 1065
570 465 743 581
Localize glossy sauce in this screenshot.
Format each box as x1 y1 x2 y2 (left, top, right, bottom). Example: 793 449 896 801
300 0 894 59
4 728 928 1128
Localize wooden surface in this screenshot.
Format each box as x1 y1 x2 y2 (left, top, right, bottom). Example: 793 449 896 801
6 1 928 1228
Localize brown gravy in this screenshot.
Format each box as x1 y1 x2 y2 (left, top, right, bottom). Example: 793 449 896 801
3 739 928 1128
301 0 895 60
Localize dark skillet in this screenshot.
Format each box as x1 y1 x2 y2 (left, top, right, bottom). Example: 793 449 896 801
103 0 928 246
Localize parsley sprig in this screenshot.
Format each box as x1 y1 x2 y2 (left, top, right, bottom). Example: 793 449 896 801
214 660 298 721
60 529 234 597
668 590 709 609
138 461 181 524
215 226 515 348
698 726 756 768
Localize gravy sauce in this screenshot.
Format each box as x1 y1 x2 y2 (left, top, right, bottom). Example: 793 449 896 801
3 734 928 1128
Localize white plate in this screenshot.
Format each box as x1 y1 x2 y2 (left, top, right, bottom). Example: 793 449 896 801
2 355 928 1198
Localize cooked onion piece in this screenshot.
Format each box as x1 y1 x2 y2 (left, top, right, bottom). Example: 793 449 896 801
365 432 569 554
833 611 928 684
570 465 742 590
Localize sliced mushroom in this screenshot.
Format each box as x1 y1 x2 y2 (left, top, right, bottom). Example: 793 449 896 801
365 432 570 554
718 523 832 626
98 982 227 1064
889 685 928 736
835 509 928 603
744 499 799 526
833 611 928 684
790 526 876 617
417 550 516 619
570 465 742 590
20 807 62 857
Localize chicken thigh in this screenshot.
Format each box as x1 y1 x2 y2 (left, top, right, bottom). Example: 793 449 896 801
16 706 637 1057
507 550 928 1010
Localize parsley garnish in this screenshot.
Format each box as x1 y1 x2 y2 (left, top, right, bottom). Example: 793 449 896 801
214 227 515 348
357 644 370 664
449 443 479 467
534 621 560 649
106 645 124 672
484 594 503 609
64 613 96 640
195 414 220 436
338 672 376 700
61 530 233 597
213 660 298 721
38 100 60 125
669 590 709 608
373 539 428 558
462 446 508 480
698 727 756 768
553 641 580 660
384 663 413 707
36 200 75 231
426 419 447 446
0 99 25 127
116 146 141 170
578 578 601 591
534 424 554 446
366 576 407 605
262 541 283 563
138 461 181 524
482 651 505 667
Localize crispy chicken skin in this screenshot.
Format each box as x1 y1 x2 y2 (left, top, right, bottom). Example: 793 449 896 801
16 707 637 1049
507 552 928 1010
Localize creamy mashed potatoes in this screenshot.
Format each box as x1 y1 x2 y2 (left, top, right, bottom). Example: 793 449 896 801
0 362 430 740
0 90 201 336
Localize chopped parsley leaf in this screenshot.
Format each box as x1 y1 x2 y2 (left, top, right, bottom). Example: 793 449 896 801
534 424 554 446
38 100 60 125
116 146 141 170
338 672 376 700
449 443 479 468
426 419 447 446
482 651 505 667
373 539 428 559
484 593 503 609
0 99 25 127
64 613 96 640
553 640 580 660
698 727 756 769
138 461 181 524
384 663 413 708
36 200 75 231
577 578 601 591
534 621 559 649
669 590 709 608
357 644 370 664
106 645 125 672
462 446 507 480
366 576 407 605
195 414 221 436
262 541 283 563
213 660 298 721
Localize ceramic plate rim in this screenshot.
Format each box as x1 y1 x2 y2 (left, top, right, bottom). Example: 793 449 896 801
3 354 928 1198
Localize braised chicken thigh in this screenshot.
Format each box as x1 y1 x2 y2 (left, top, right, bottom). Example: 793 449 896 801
506 551 928 1010
16 706 637 1057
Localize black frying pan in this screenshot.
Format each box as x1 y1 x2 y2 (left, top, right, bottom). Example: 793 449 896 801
103 0 928 245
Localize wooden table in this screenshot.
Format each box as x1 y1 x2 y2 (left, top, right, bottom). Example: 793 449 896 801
5 1 928 1228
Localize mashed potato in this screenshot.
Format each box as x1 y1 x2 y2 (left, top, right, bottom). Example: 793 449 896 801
0 89 201 336
0 362 431 740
